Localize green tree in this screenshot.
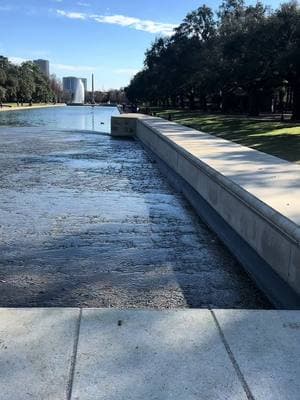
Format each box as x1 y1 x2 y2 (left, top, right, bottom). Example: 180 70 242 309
17 62 36 103
273 1 300 120
126 1 300 120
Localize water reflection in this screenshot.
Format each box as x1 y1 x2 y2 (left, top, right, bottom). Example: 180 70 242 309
92 108 95 131
0 105 119 133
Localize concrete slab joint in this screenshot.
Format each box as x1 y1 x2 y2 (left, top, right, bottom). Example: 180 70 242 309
1 308 300 400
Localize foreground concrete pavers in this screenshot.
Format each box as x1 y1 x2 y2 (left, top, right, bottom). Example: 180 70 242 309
1 309 300 399
215 310 300 400
0 308 79 400
71 309 247 400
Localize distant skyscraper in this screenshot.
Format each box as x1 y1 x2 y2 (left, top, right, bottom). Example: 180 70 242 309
63 77 86 104
33 59 50 77
81 78 87 93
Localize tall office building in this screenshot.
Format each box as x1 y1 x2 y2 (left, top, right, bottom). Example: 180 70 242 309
63 76 86 104
33 59 50 77
81 78 87 94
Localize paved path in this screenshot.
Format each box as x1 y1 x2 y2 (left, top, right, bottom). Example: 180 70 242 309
0 127 268 308
0 308 299 400
138 116 300 225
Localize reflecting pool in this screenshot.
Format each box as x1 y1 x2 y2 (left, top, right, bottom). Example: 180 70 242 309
0 105 119 133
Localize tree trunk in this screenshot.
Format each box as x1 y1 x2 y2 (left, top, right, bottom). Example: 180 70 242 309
179 94 184 109
171 96 176 108
221 93 230 113
200 94 207 111
291 82 300 121
248 89 260 117
287 86 293 111
188 92 195 110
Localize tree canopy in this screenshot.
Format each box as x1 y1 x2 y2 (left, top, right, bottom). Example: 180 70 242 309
125 0 300 120
0 56 57 104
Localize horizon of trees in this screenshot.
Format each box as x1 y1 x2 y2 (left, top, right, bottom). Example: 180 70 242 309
85 88 127 104
125 0 300 120
0 56 128 105
0 56 63 104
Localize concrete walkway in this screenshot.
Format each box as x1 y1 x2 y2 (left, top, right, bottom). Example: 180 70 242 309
1 308 300 400
141 117 300 226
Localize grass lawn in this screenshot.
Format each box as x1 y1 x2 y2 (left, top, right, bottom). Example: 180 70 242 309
156 110 300 163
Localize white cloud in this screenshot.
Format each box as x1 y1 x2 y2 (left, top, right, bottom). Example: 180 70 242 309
57 9 86 19
9 56 27 64
52 63 94 72
94 14 176 35
29 50 50 57
114 68 139 76
0 5 12 11
77 2 90 6
8 57 94 73
56 9 176 35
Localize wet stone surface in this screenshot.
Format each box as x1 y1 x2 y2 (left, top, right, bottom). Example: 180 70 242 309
0 127 270 308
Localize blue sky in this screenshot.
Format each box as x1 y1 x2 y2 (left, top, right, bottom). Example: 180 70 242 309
1 0 283 90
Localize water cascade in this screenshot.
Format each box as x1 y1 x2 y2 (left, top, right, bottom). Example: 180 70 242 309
73 79 85 104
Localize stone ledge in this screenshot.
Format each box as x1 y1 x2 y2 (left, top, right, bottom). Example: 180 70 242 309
111 114 300 306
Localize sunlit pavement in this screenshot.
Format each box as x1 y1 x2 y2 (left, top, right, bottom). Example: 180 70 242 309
0 308 299 400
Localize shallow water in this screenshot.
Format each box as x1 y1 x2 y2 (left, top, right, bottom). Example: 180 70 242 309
0 126 270 308
0 105 119 132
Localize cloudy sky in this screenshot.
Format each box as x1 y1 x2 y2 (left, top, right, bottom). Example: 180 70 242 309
1 0 282 90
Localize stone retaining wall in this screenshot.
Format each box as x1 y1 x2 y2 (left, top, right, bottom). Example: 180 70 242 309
111 114 300 308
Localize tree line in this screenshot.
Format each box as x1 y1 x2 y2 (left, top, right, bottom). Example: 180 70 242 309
0 56 63 104
85 89 127 104
125 0 300 120
0 56 129 106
